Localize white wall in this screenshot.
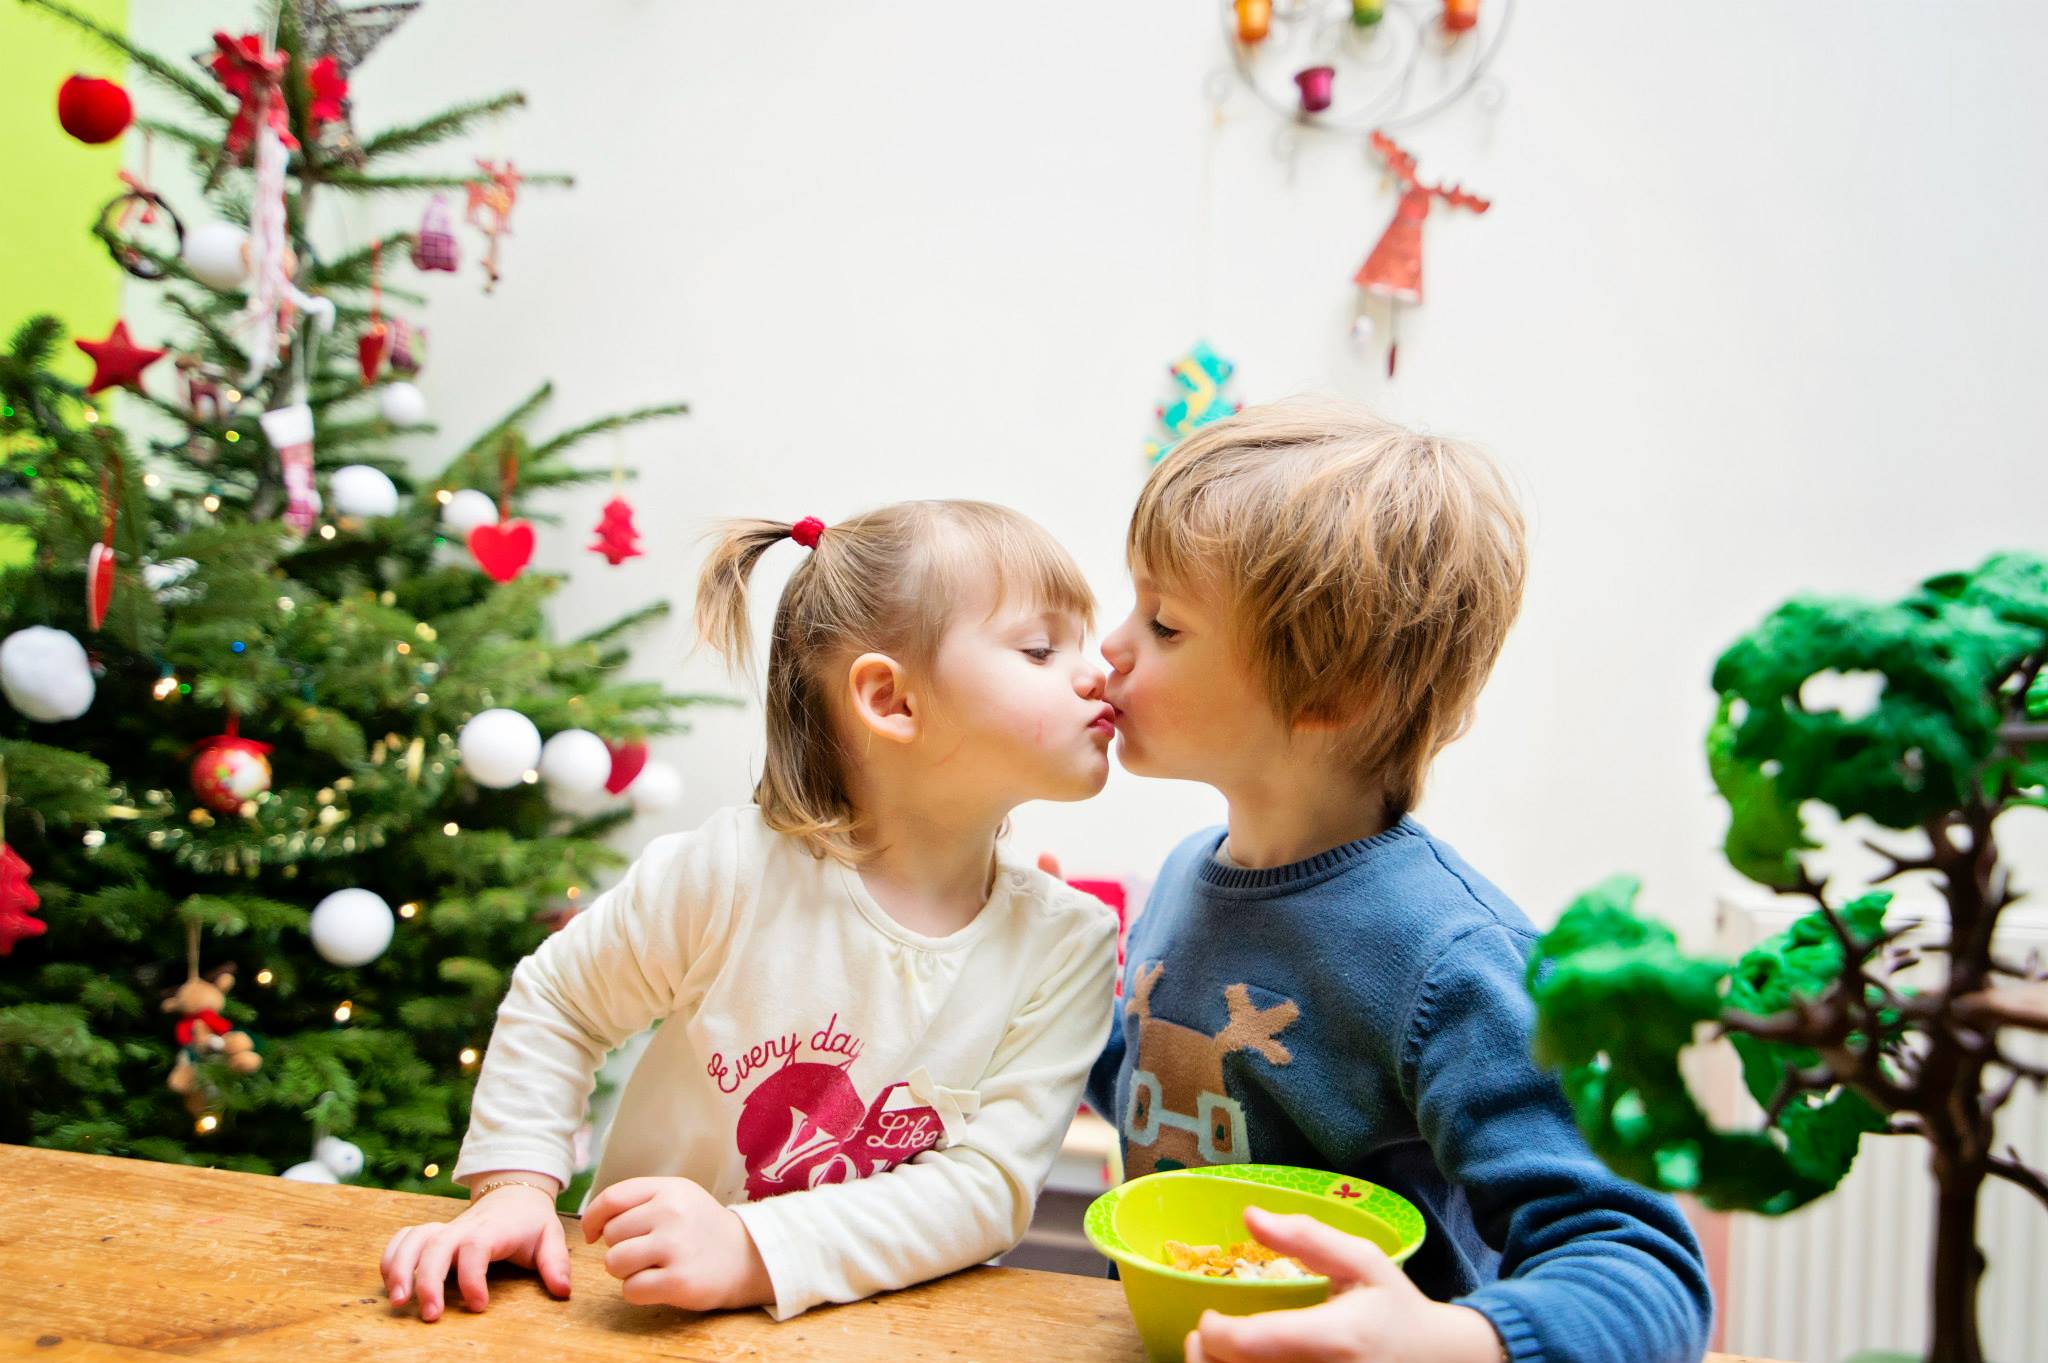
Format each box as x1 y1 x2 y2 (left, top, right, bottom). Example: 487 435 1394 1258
129 0 2048 942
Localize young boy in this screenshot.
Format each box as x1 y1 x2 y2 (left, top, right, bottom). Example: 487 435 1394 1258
1085 401 1712 1363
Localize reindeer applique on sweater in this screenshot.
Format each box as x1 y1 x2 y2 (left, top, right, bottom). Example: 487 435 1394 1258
1120 961 1301 1178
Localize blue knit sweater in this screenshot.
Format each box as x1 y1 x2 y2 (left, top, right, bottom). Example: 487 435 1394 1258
1086 819 1712 1363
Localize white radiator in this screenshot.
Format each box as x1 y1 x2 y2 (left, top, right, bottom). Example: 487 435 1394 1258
1711 897 2048 1363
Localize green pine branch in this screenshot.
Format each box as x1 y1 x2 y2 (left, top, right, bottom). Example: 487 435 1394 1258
165 296 251 374
135 118 220 160
318 171 574 195
309 235 419 289
437 384 553 487
19 0 234 122
358 92 528 161
574 601 671 646
525 402 691 465
6 315 66 370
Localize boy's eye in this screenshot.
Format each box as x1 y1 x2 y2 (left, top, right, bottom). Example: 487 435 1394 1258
1147 619 1180 642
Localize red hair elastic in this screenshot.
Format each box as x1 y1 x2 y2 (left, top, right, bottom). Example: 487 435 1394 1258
790 516 826 549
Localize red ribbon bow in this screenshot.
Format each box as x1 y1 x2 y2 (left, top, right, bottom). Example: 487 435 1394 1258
791 517 826 549
209 32 347 158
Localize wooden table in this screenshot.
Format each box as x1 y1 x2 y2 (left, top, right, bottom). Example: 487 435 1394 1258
0 1144 1779 1361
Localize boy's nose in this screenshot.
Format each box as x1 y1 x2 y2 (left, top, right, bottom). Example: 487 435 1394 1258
1101 619 1135 674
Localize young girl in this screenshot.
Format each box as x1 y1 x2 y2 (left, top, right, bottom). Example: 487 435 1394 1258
379 501 1119 1324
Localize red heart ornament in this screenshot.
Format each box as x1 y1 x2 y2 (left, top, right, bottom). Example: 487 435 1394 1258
357 323 391 386
467 518 534 583
86 542 116 630
604 740 648 795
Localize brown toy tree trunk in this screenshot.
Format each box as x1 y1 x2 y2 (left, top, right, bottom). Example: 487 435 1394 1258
1732 786 2048 1363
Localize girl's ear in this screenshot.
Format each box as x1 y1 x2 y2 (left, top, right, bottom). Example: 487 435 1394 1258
846 652 918 745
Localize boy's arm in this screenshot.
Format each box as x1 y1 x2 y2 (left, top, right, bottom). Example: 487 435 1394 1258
732 911 1117 1321
1402 924 1714 1363
451 822 739 1191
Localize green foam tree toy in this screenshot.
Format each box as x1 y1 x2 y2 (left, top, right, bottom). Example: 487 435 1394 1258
1530 553 2048 1363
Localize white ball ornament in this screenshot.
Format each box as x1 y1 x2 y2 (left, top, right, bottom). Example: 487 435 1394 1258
329 464 400 518
539 728 611 796
440 488 499 537
628 760 684 814
0 626 96 722
182 222 250 291
379 381 428 426
281 1160 339 1184
313 1135 365 1179
458 708 542 788
308 888 395 967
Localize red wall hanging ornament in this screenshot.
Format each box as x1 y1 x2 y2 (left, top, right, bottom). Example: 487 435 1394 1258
57 74 132 144
1354 131 1491 376
1234 0 1272 45
1294 66 1335 114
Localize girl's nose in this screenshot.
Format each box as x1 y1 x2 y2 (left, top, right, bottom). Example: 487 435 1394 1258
1074 662 1107 701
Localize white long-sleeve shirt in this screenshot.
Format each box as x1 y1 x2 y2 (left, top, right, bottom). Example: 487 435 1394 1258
453 805 1117 1319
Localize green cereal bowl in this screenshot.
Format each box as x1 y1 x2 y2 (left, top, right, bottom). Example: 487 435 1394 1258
1083 1165 1426 1363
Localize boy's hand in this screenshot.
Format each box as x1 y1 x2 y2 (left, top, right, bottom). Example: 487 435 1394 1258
1036 852 1064 879
1184 1207 1505 1363
382 1184 572 1322
582 1176 774 1312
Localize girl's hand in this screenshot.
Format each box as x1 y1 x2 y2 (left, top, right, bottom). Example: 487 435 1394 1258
1183 1207 1505 1363
582 1176 774 1312
381 1183 572 1322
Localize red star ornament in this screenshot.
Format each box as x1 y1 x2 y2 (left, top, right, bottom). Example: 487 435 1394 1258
75 321 167 396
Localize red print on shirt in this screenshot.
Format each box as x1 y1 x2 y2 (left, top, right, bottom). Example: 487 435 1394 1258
720 1014 948 1201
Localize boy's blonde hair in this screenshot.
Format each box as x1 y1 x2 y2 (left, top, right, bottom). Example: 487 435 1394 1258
1131 399 1525 816
696 500 1095 863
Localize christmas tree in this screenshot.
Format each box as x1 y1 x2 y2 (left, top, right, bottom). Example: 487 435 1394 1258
0 0 716 1204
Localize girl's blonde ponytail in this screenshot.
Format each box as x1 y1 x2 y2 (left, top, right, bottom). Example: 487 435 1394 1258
693 519 796 676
